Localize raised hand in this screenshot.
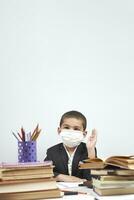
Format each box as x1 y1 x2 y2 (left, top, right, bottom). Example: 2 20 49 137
86 129 97 159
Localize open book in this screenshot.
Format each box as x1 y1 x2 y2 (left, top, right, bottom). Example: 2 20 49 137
79 155 134 170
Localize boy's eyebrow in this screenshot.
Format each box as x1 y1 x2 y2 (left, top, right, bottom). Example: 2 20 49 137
62 124 82 129
73 126 81 129
62 124 70 127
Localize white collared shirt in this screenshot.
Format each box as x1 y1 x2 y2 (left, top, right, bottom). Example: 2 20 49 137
63 145 77 176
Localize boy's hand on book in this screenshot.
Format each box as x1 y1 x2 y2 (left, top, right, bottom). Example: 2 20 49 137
55 174 86 182
86 129 97 158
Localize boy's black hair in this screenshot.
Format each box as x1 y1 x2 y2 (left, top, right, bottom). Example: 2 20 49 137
59 110 87 130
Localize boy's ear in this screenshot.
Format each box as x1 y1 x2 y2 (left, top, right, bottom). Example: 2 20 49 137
57 127 61 134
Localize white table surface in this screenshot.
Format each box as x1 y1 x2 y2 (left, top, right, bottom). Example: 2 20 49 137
1 180 134 200
43 182 134 200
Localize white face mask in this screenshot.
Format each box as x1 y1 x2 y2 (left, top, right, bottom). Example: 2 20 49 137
60 129 84 148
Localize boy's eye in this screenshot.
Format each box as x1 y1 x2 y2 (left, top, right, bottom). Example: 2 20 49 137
64 126 70 129
74 128 81 131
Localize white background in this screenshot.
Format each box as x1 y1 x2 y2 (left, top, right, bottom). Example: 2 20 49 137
0 0 134 162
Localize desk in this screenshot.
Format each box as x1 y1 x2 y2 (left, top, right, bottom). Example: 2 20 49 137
44 193 134 200
49 182 134 200
44 194 94 200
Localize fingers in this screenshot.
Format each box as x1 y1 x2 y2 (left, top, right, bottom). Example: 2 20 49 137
88 129 97 142
91 128 97 137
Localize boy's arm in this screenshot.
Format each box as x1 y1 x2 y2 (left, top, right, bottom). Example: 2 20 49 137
86 129 97 159
45 154 85 181
44 148 73 179
55 174 86 182
45 149 87 182
44 151 61 178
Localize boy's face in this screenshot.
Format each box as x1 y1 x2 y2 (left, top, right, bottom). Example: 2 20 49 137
58 117 87 136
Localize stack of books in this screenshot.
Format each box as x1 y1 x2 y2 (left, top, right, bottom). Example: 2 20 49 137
79 155 134 196
0 161 62 199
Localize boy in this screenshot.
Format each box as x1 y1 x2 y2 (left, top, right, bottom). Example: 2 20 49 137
44 110 97 182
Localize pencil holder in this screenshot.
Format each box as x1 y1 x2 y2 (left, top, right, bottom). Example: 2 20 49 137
18 141 37 163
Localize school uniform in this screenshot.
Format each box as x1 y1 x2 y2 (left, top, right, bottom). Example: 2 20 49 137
44 142 97 180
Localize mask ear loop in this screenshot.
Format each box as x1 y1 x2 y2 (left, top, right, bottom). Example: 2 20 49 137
83 131 87 138
82 131 87 144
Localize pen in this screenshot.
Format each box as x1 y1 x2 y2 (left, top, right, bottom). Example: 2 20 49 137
21 127 25 141
64 191 87 195
64 191 78 195
63 191 87 195
32 129 41 141
78 183 84 186
17 132 23 141
12 125 41 142
12 132 20 141
31 124 39 140
26 132 31 141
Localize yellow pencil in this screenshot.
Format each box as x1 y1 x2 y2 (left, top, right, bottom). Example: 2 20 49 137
31 124 39 140
32 129 41 141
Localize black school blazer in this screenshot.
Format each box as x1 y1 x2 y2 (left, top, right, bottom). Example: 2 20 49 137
44 142 97 180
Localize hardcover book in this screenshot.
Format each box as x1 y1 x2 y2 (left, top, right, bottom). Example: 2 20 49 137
90 168 134 176
93 186 134 196
79 155 134 170
0 161 54 181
